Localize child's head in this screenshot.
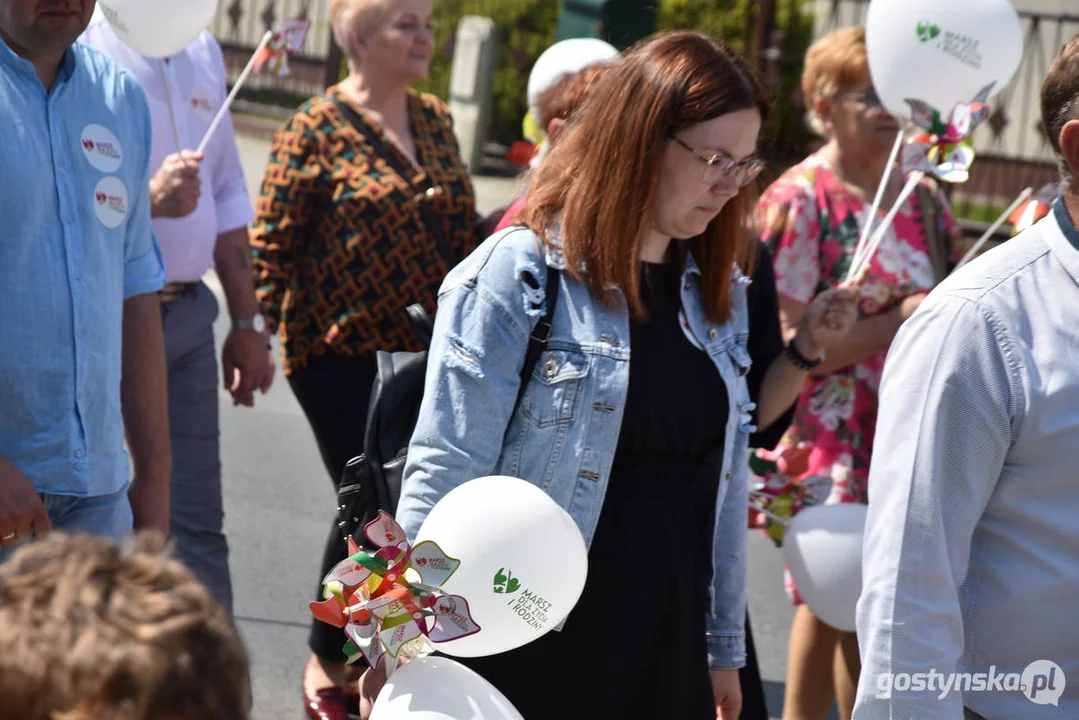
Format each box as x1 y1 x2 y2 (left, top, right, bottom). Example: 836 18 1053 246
0 531 251 720
534 62 611 144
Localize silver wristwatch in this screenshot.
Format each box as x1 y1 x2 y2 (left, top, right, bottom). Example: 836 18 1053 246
233 313 266 334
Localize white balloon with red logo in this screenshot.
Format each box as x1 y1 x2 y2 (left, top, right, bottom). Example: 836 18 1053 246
412 475 588 658
97 0 218 58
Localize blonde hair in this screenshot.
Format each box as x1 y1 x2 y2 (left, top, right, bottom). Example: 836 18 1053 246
330 0 395 69
802 26 870 136
0 532 250 720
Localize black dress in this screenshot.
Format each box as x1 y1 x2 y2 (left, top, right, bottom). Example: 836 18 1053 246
458 261 747 719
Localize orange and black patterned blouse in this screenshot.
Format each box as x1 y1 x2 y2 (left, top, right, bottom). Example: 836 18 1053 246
250 86 477 375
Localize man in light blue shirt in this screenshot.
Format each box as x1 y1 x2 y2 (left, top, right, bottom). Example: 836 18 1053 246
854 35 1079 720
0 0 171 550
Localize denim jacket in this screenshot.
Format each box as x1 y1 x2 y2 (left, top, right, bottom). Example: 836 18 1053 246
396 226 754 669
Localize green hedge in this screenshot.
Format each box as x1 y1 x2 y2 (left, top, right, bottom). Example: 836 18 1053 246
657 0 816 169
337 0 816 160
415 0 559 146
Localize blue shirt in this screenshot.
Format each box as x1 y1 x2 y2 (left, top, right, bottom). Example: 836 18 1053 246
0 39 166 498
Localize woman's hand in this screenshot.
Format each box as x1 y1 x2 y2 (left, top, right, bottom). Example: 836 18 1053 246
710 668 743 719
794 285 861 358
358 662 388 720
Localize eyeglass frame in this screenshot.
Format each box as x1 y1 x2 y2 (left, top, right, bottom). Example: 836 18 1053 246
669 135 766 187
837 85 885 110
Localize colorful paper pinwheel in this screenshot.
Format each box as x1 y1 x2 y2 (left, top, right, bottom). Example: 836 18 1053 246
309 511 480 670
253 18 311 77
749 445 833 548
901 83 995 184
1009 182 1058 236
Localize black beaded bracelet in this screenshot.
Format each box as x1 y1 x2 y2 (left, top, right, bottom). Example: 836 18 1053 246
785 340 823 371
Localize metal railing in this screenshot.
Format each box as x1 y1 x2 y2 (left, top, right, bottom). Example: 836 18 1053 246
210 0 341 112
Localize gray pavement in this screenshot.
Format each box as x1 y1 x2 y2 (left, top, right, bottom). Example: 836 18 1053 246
214 131 801 720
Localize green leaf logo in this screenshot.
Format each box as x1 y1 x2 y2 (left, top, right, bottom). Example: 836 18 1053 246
917 22 941 42
493 567 521 594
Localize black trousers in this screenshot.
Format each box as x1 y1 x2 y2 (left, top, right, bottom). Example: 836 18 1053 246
287 352 379 662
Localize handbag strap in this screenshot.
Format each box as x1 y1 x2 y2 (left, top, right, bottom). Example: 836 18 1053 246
514 264 560 411
916 184 951 284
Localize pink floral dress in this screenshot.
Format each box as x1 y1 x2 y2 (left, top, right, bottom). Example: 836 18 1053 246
755 154 967 605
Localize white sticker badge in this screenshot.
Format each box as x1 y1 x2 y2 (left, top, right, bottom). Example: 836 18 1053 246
80 124 123 173
93 176 129 229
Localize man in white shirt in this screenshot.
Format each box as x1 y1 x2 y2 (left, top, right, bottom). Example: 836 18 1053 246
853 35 1079 719
81 18 273 611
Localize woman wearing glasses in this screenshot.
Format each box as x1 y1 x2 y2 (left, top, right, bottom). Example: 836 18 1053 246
755 26 968 720
360 32 857 720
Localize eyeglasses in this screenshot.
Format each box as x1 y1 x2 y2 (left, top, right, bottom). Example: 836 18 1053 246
670 136 765 187
839 86 884 109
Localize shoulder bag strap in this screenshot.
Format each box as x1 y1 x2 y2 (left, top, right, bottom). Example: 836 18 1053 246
917 184 950 284
514 264 560 412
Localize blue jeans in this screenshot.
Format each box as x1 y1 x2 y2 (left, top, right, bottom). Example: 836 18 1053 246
0 488 132 563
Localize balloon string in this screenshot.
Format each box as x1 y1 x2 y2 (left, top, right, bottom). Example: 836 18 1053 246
157 60 183 154
845 170 925 285
955 187 1033 270
850 128 906 274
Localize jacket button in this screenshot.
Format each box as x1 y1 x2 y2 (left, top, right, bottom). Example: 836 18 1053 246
544 357 557 377
709 328 718 340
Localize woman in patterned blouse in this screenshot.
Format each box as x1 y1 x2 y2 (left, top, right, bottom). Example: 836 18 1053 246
249 0 477 715
755 27 968 720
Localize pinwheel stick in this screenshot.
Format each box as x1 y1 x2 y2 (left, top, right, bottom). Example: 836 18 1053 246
846 171 925 284
749 503 792 528
850 128 906 272
955 187 1034 270
197 31 274 154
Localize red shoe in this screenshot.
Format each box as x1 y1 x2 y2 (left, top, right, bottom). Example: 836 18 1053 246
303 680 351 720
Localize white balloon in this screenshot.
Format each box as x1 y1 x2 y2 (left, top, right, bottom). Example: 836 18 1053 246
527 38 620 117
414 476 588 658
371 656 523 720
782 503 867 632
865 0 1023 118
96 0 218 59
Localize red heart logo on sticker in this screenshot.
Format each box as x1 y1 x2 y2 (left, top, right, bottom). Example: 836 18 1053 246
95 192 107 204
83 139 94 150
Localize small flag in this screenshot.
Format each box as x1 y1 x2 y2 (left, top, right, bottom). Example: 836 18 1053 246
252 18 312 76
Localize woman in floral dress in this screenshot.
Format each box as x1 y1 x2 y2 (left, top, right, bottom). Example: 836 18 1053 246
755 26 968 720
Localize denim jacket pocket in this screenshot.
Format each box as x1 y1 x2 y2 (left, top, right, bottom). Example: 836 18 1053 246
521 348 589 428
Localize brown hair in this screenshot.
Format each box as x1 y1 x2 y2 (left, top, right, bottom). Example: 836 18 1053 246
802 26 870 135
534 63 611 131
519 30 770 324
0 532 251 720
1041 33 1079 186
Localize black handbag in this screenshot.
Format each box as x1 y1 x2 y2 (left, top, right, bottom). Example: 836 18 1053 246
335 264 560 543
